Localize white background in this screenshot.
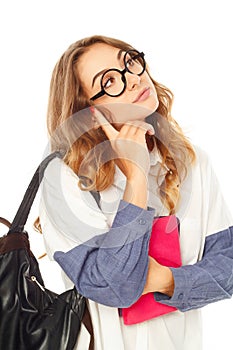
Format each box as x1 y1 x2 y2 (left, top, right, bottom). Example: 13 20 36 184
0 1 232 349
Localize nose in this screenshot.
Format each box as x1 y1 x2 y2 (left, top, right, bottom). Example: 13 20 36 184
125 72 141 91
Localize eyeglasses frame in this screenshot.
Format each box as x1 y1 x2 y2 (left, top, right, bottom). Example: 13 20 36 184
90 50 146 101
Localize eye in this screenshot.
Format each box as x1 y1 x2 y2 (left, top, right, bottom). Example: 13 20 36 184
103 76 115 89
126 57 134 67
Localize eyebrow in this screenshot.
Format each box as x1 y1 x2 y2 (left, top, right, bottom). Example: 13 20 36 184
91 49 125 88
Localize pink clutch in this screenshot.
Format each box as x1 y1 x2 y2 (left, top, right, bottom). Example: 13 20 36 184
122 215 182 325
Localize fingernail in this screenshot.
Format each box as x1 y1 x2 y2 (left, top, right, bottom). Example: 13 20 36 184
148 129 155 135
89 106 95 114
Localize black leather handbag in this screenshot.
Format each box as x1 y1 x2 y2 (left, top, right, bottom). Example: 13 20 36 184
0 152 94 350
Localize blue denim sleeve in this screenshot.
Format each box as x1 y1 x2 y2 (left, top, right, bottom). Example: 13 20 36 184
154 226 233 311
54 200 155 307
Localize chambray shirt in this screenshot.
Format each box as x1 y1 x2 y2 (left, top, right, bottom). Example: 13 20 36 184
39 144 233 350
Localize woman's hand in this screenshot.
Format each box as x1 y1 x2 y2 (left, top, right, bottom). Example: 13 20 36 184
142 256 175 297
90 106 155 181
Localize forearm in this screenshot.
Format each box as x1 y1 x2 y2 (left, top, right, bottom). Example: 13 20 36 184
54 199 155 307
142 257 175 297
158 267 175 297
154 226 233 312
123 173 148 210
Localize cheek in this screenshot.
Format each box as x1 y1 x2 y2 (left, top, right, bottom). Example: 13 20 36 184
148 83 159 106
77 68 95 100
78 79 91 99
151 88 159 103
148 92 160 112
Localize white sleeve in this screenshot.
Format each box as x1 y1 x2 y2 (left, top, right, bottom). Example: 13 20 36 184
39 158 109 259
197 147 233 237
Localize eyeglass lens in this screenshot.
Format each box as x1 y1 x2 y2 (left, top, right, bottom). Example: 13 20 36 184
101 51 145 97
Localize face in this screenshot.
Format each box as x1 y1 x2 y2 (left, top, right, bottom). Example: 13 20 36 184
77 43 159 127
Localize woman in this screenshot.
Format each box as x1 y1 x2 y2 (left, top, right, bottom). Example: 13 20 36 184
38 35 233 350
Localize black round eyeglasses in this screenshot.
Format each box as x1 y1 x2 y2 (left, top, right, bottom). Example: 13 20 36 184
90 50 146 101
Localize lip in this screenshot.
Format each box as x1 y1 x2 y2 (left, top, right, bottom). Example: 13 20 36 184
133 87 151 103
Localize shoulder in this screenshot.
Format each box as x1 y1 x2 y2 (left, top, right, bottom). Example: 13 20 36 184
192 144 212 167
42 157 94 206
182 144 217 198
190 144 216 180
43 156 79 186
40 157 109 242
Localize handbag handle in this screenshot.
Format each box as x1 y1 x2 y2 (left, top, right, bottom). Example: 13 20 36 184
0 217 11 228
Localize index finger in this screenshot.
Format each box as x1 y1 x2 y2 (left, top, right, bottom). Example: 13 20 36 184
90 106 118 140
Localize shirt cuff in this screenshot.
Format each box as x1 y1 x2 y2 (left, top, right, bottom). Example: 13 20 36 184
112 199 155 228
154 267 191 312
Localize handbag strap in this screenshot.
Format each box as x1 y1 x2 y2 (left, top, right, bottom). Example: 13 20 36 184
8 152 101 234
82 306 95 350
8 151 63 234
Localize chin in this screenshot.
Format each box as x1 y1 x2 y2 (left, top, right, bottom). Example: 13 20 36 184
136 97 159 114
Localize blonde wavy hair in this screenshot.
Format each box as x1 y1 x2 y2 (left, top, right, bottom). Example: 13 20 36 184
35 35 196 233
